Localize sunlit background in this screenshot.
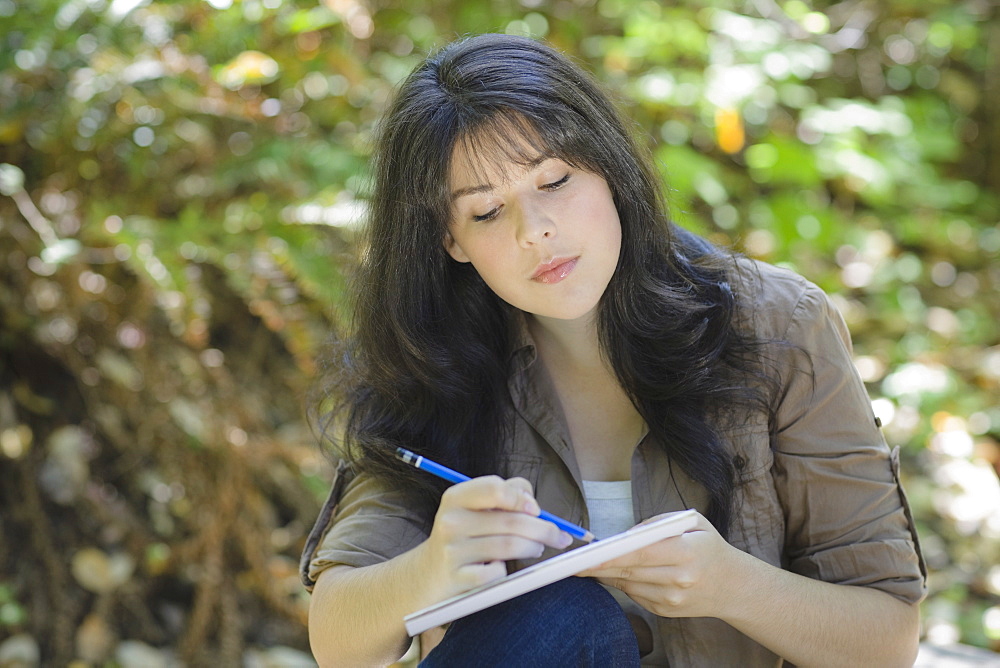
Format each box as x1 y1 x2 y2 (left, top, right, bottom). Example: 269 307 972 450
1 0 998 664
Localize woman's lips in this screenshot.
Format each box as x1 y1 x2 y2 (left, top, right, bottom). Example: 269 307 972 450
531 257 578 284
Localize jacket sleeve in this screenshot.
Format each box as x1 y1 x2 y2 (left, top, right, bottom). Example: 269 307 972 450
300 463 430 591
770 281 926 604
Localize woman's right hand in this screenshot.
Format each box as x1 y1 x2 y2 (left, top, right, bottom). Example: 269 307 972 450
309 477 573 666
417 475 574 600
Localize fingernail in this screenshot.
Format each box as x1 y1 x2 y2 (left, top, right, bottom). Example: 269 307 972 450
557 532 572 548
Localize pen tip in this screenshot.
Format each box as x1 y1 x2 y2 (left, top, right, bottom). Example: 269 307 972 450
581 531 596 543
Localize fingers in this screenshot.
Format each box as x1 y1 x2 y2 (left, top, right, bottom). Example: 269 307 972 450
505 476 534 498
578 542 663 578
602 567 703 618
437 504 572 550
585 512 714 571
429 475 573 592
634 510 714 531
453 560 508 591
438 476 569 547
586 564 688 589
576 512 728 618
441 475 539 514
605 577 694 617
449 533 553 565
577 513 711 579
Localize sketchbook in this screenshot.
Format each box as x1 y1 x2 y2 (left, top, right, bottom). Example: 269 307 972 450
403 508 698 636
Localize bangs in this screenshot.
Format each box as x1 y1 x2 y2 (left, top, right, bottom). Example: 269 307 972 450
449 110 594 195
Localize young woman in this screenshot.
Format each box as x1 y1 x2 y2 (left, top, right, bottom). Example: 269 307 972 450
301 33 925 666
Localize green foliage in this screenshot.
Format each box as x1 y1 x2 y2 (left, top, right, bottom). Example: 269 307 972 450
1 0 998 659
0 583 27 629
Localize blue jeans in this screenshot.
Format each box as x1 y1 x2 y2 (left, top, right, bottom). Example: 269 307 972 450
419 576 641 667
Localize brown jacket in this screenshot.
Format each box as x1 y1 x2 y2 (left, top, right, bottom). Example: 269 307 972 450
303 260 926 666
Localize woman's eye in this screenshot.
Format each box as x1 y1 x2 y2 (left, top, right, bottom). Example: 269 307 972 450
473 206 500 222
541 174 570 191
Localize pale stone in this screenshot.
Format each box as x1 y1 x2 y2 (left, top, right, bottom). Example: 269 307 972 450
71 548 135 594
38 425 89 505
0 634 40 667
115 640 169 668
243 646 317 668
75 614 116 663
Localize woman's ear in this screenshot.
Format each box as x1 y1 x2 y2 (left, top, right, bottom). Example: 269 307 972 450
444 233 471 263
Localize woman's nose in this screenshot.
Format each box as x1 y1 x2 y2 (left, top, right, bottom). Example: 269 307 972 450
515 200 556 247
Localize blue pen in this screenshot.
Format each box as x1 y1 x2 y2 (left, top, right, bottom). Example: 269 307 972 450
395 447 595 543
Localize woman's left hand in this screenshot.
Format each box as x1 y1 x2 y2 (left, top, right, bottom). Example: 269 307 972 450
577 511 745 619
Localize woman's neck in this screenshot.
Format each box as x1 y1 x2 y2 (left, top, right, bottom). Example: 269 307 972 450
525 312 645 481
525 312 604 373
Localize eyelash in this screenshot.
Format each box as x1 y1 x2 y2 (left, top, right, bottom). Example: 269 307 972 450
542 174 570 191
472 174 571 222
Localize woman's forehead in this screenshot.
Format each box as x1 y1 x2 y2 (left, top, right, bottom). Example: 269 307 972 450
447 138 549 195
446 113 554 189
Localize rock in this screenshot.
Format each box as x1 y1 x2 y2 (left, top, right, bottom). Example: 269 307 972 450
71 548 135 594
75 613 116 663
38 425 89 504
115 640 169 668
0 634 40 667
243 646 317 668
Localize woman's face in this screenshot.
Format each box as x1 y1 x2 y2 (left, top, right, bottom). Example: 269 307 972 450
444 143 622 325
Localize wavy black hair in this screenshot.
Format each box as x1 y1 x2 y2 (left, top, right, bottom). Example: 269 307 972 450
318 34 775 537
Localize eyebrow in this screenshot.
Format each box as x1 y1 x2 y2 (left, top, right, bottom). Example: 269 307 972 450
449 155 551 202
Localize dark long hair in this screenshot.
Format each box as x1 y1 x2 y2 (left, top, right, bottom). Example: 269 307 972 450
319 34 774 536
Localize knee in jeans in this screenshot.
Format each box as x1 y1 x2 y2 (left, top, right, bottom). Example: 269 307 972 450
531 578 633 636
419 577 640 667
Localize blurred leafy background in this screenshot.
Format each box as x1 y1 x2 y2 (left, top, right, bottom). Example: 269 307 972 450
1 0 998 664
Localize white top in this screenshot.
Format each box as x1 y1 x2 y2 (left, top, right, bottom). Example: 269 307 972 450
581 479 666 666
581 479 634 539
